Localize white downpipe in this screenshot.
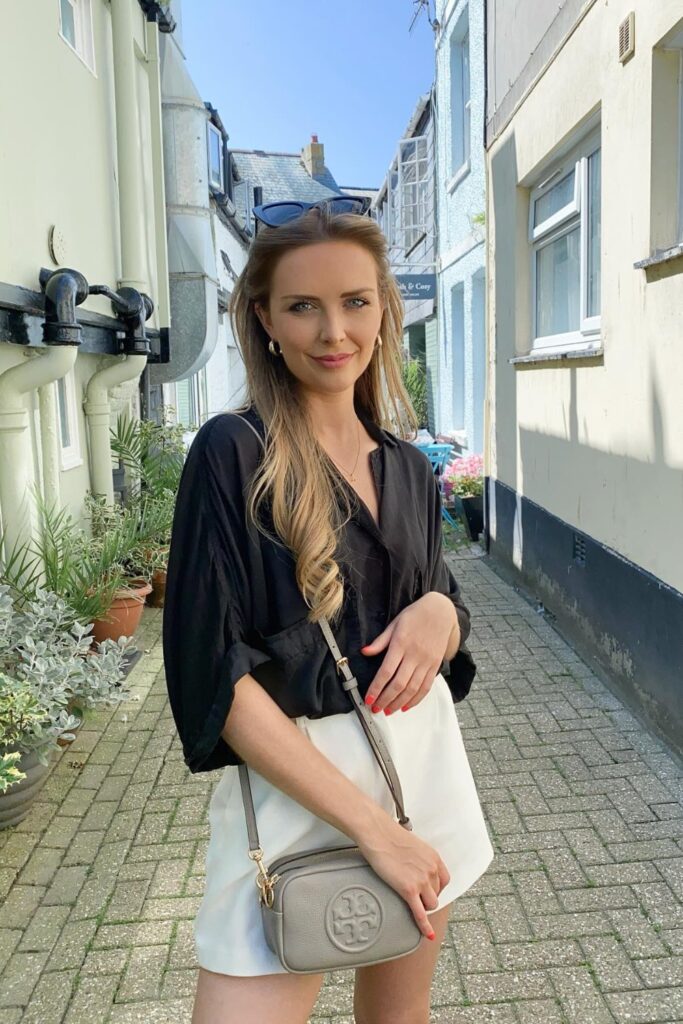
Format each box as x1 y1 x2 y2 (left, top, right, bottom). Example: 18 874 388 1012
110 0 148 295
84 355 148 502
38 381 61 513
0 348 77 558
145 18 171 332
83 0 153 503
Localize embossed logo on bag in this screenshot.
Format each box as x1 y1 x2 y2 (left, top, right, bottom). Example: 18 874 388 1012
326 886 383 952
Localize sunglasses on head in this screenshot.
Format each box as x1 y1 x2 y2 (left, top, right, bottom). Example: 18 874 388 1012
252 194 372 236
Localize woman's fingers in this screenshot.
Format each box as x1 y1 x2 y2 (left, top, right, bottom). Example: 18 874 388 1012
409 885 440 938
369 660 440 714
391 665 437 714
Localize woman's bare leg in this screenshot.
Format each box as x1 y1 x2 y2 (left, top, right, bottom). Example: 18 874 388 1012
191 967 325 1024
352 903 452 1024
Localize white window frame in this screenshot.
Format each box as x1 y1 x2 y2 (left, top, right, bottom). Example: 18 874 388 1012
449 11 471 185
379 133 432 256
207 123 224 191
59 0 95 74
528 128 601 355
678 50 683 241
398 135 431 253
55 368 83 471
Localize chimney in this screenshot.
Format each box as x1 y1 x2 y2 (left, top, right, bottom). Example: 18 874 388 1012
301 134 325 180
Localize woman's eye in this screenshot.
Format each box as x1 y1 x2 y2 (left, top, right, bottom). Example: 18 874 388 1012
288 297 369 313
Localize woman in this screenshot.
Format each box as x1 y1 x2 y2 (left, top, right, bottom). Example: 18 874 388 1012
162 195 494 1024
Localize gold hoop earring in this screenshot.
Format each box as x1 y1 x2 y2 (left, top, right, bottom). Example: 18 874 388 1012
268 338 282 357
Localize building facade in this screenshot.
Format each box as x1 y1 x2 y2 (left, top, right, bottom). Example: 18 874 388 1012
434 0 486 454
485 0 683 752
374 94 437 430
0 0 174 557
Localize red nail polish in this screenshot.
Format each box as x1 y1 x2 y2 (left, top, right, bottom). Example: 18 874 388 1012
427 932 435 941
384 708 392 716
401 705 409 712
372 705 380 713
364 696 374 706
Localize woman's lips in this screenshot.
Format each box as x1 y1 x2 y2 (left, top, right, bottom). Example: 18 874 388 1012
312 353 354 367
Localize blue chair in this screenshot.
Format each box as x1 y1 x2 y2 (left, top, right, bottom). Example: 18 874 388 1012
413 443 459 529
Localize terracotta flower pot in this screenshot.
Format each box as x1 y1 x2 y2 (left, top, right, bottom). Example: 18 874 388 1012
90 578 152 645
147 568 167 608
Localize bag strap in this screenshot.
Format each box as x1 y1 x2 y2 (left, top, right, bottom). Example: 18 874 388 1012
226 412 414 860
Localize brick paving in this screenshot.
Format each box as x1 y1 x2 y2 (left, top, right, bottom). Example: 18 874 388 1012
1 547 682 1023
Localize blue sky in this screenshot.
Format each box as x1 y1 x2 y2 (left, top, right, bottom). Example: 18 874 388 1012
178 0 436 189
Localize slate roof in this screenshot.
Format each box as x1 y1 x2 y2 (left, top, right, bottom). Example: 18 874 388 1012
230 150 341 205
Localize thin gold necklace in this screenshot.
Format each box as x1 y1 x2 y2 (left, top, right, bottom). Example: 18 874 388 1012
327 418 362 483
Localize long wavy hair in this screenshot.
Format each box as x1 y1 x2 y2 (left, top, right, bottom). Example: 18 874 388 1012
229 203 419 626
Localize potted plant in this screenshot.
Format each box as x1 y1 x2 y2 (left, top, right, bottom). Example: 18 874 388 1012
0 583 133 827
443 454 485 541
401 356 429 430
109 412 186 608
0 672 53 825
82 495 154 643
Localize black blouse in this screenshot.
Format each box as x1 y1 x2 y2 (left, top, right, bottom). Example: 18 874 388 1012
162 405 477 774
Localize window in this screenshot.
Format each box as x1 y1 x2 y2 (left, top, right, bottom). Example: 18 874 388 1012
399 136 430 252
175 370 208 429
646 26 683 257
529 129 601 353
450 12 471 180
207 123 224 191
55 369 82 471
59 0 95 72
376 134 433 255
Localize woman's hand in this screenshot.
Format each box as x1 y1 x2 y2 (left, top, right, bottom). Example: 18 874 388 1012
356 813 451 940
360 592 460 714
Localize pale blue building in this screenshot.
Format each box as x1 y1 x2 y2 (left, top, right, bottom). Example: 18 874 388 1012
434 0 486 454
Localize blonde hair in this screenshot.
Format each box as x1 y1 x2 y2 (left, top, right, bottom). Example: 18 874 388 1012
229 203 419 625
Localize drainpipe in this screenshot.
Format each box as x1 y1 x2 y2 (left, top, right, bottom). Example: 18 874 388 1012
0 269 87 559
145 16 171 337
84 354 148 502
110 0 148 295
38 383 61 513
83 0 155 501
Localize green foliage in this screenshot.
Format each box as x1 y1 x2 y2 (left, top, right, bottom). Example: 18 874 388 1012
110 412 185 499
0 584 132 784
0 671 50 792
401 356 428 429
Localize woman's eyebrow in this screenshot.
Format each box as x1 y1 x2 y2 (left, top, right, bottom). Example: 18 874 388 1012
281 288 375 300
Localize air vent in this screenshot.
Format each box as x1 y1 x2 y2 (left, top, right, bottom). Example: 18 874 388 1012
573 533 586 567
618 13 635 63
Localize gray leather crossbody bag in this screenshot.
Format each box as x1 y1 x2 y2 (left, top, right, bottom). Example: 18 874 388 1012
238 615 423 974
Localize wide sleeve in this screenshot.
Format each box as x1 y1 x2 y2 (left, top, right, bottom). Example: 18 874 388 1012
162 420 272 773
425 471 477 702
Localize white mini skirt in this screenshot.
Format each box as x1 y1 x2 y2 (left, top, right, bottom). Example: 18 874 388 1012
194 671 495 976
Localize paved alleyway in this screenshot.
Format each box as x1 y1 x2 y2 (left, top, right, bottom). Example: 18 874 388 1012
1 549 682 1024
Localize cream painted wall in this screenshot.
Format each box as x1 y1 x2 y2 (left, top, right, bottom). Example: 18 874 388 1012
1 1 165 534
0 0 160 325
486 0 683 592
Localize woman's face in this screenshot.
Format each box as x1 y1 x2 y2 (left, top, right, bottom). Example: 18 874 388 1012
254 239 385 399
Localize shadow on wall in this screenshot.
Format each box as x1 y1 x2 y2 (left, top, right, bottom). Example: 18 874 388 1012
491 262 683 753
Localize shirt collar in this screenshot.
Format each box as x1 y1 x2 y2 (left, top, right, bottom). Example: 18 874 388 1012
357 407 399 448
